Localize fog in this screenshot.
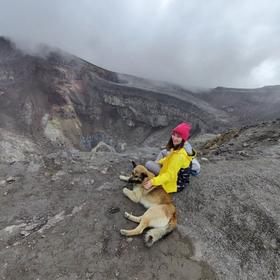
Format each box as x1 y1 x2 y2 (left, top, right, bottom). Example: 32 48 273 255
1 0 280 88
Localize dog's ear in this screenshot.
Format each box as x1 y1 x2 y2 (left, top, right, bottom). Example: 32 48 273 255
140 172 148 180
131 160 137 168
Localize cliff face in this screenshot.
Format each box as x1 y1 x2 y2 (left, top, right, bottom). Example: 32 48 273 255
2 37 279 151
0 37 229 150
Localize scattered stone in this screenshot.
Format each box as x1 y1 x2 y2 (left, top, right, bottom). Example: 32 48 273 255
117 142 127 152
0 223 27 242
27 161 41 173
25 223 38 231
90 179 95 185
51 171 66 181
127 238 133 243
97 182 114 191
0 180 7 187
101 167 108 174
209 143 218 150
89 165 98 170
56 171 65 176
270 239 278 249
38 211 65 234
91 141 115 153
54 158 61 166
6 176 16 183
108 207 120 214
201 157 208 162
71 205 84 215
242 143 249 147
20 230 30 237
238 151 249 157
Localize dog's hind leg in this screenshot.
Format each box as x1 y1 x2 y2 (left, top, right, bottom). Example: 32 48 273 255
120 218 148 236
124 212 142 223
145 209 177 247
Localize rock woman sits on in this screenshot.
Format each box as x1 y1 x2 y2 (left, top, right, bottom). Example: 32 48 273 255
144 122 200 193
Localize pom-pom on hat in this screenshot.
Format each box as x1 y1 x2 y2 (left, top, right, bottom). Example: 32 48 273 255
172 122 191 141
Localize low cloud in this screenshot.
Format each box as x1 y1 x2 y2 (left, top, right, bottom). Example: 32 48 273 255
0 0 280 88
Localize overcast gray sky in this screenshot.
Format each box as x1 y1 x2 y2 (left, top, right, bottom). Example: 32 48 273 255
0 0 280 88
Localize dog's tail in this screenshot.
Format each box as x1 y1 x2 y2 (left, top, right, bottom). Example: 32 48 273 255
144 213 177 247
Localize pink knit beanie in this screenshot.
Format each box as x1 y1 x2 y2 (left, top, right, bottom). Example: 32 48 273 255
172 122 192 141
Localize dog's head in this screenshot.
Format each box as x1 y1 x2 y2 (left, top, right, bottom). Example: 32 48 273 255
128 161 154 183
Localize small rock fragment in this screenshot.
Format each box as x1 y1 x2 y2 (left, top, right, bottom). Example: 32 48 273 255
101 168 108 174
20 231 30 237
6 176 16 183
0 180 7 187
108 207 120 214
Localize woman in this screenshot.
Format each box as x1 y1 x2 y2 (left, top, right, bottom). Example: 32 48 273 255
144 122 196 193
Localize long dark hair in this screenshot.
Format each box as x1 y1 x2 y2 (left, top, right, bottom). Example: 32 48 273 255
166 137 185 151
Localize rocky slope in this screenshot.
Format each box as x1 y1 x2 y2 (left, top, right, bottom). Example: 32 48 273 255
0 37 230 152
1 37 279 150
0 37 280 279
0 120 279 280
186 119 280 279
197 86 280 125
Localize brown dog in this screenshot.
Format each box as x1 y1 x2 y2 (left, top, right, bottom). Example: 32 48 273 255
119 161 177 247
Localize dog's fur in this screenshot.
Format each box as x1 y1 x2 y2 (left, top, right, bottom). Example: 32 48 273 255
119 161 176 247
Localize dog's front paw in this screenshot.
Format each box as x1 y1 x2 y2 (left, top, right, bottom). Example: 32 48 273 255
119 175 129 182
122 187 130 196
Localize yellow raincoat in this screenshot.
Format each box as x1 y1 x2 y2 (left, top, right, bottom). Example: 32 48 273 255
151 148 194 193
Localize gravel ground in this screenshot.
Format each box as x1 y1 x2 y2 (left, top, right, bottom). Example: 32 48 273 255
0 121 279 279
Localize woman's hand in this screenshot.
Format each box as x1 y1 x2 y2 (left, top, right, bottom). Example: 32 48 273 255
143 180 153 190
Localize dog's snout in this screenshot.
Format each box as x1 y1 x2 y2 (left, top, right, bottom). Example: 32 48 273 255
128 171 143 183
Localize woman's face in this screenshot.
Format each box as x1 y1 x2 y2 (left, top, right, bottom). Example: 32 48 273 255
171 132 183 146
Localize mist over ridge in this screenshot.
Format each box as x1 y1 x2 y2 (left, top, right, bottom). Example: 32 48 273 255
1 0 280 88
